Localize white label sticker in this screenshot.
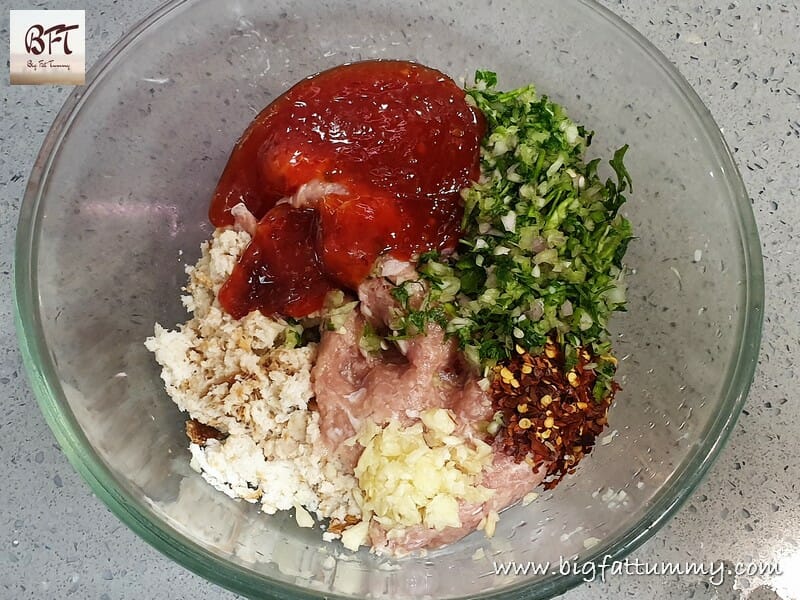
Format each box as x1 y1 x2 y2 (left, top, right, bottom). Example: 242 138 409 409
9 10 85 85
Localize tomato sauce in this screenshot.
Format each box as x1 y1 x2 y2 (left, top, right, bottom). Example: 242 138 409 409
210 60 485 318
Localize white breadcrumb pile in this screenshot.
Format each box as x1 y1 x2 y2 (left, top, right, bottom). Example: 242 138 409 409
145 228 360 523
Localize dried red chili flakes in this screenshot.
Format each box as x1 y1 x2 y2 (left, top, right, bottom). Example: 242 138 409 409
490 341 619 490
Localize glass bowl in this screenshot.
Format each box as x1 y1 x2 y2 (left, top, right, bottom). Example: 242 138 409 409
14 0 763 598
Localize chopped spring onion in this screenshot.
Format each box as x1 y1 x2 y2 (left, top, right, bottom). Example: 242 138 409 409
389 71 633 396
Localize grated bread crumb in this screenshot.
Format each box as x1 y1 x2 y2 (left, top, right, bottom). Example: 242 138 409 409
146 228 360 521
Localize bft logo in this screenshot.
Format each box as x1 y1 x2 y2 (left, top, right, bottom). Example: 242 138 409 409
25 23 80 56
10 10 86 85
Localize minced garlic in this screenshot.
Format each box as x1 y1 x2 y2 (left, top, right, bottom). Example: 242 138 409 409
353 409 494 533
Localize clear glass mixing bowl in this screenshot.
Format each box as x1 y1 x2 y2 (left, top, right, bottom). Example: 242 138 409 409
14 0 763 598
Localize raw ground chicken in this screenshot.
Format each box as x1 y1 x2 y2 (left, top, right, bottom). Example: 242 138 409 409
146 227 546 554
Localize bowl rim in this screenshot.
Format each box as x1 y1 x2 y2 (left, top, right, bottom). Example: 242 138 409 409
13 0 764 598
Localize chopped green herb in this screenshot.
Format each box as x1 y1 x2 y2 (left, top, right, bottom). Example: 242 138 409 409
322 290 359 333
391 71 632 397
283 325 303 349
359 321 383 356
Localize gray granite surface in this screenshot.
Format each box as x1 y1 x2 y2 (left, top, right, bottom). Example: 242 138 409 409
1 0 798 599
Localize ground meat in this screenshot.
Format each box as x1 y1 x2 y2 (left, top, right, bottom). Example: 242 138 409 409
312 274 546 553
312 311 471 465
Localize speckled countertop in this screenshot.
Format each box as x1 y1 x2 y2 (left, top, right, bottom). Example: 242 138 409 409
0 1 798 599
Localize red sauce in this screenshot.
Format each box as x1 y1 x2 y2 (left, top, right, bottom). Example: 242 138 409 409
211 60 485 318
217 204 331 319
